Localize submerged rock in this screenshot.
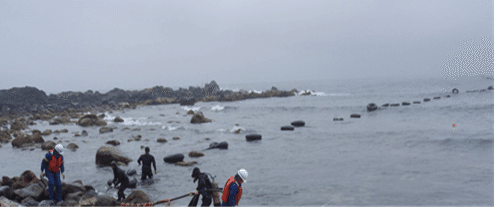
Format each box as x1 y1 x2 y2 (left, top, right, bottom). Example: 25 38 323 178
190 112 212 124
95 146 132 166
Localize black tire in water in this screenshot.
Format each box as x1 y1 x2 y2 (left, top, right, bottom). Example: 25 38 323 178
382 103 389 107
424 98 430 102
350 114 361 118
164 153 185 163
402 102 410 106
290 120 305 127
127 169 137 176
281 126 294 131
246 134 262 142
433 97 440 100
390 103 400 106
413 101 421 104
452 88 459 94
367 103 378 112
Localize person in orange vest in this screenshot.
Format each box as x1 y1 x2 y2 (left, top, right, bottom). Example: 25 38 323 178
40 144 65 204
221 169 248 207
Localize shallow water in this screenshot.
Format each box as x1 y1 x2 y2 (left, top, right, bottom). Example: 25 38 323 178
2 76 493 206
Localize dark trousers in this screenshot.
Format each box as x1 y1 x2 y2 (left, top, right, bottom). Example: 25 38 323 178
46 171 62 202
201 194 212 207
141 169 153 180
118 181 129 201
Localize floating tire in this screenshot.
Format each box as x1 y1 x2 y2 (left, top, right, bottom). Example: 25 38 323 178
390 103 400 107
246 134 262 142
452 88 459 94
339 118 343 121
424 98 430 102
333 118 339 121
433 97 440 100
402 102 410 106
281 126 294 131
126 169 137 176
413 101 421 104
164 154 185 164
350 114 361 118
488 86 493 90
367 103 378 112
382 103 389 107
209 141 228 149
290 121 305 127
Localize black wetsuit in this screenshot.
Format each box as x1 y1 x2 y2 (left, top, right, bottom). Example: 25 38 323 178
196 173 213 207
112 166 129 201
137 153 156 180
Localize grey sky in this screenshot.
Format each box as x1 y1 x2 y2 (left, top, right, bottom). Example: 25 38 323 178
0 0 493 93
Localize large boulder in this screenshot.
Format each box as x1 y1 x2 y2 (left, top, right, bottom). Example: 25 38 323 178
122 190 153 205
114 116 124 123
12 170 39 190
77 114 98 127
67 143 79 150
0 186 14 199
62 182 86 200
21 197 40 207
95 145 132 166
11 136 33 148
95 120 107 126
41 140 56 150
99 127 113 134
30 134 44 143
13 182 44 201
190 112 212 124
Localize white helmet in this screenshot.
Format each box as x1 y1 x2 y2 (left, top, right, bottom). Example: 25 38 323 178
237 168 248 183
55 144 64 155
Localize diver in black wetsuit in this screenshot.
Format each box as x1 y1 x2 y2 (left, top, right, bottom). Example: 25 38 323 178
137 147 157 180
110 161 129 201
192 167 213 207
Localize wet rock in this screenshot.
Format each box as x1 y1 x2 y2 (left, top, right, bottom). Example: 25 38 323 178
234 129 241 134
190 111 212 124
207 141 229 149
38 200 55 207
97 114 106 120
173 137 180 140
433 97 440 100
77 114 98 127
21 196 40 206
30 134 44 143
122 190 152 205
2 176 13 187
60 129 68 133
41 129 52 136
58 199 78 206
95 145 132 166
12 170 38 190
187 110 195 115
95 119 107 126
122 127 130 131
382 103 389 107
188 151 205 158
99 127 113 134
424 98 430 102
114 116 124 123
79 195 118 206
0 130 12 143
0 196 21 207
132 128 141 131
157 138 167 143
74 132 81 137
62 182 86 200
10 120 26 131
53 130 61 134
180 98 196 106
175 161 198 167
164 154 184 163
67 143 79 150
11 136 33 148
81 130 88 136
0 186 14 199
14 182 44 200
106 140 120 146
41 140 56 150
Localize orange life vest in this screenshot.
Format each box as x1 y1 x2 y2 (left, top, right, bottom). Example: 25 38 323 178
48 149 63 173
222 176 242 205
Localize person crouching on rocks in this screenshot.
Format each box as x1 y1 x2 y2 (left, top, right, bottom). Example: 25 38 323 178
40 144 65 204
137 146 157 181
191 167 213 206
110 161 129 201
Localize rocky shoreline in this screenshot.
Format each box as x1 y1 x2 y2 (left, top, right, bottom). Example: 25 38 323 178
0 169 156 206
0 81 298 118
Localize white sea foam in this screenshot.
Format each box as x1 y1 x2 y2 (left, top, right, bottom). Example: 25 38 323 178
162 124 180 131
211 105 225 111
181 106 201 112
230 126 245 133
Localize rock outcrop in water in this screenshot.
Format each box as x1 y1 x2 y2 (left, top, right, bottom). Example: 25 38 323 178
95 145 132 166
0 81 298 117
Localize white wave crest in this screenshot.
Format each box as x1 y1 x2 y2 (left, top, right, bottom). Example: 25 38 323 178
211 105 225 111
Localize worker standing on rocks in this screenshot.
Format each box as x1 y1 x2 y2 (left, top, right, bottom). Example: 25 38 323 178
110 161 129 201
222 169 248 207
191 167 213 206
40 144 65 204
137 147 157 181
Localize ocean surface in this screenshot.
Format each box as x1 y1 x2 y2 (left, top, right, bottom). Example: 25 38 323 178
1 76 493 206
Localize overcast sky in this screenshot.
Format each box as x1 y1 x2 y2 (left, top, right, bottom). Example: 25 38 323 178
0 0 493 93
